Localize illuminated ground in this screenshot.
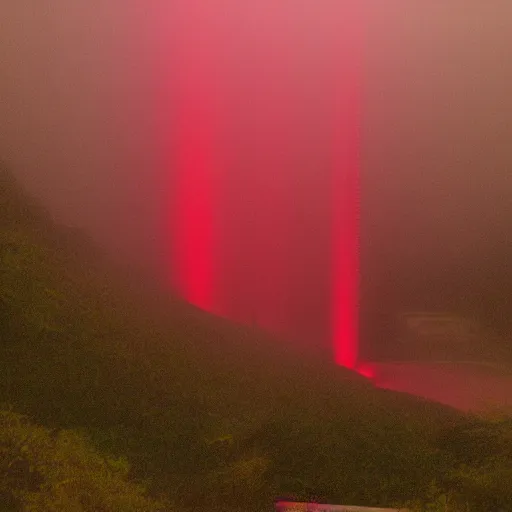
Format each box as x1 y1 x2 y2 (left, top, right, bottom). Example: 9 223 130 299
368 361 512 412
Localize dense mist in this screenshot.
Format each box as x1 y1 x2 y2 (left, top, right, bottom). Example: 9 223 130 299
362 1 512 353
1 1 512 359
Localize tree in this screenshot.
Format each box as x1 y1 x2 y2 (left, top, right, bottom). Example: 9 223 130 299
0 409 169 511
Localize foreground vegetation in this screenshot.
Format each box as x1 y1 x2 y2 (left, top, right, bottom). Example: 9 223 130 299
1 167 512 511
0 409 168 511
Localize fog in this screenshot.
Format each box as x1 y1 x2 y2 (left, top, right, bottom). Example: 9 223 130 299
1 1 512 359
362 1 512 354
0 3 159 269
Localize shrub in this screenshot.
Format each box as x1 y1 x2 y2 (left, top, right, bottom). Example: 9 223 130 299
0 409 169 511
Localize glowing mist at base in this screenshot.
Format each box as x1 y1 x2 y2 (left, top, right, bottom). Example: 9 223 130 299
165 2 365 369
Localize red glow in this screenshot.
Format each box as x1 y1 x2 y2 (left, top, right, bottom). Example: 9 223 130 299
331 160 360 369
331 11 364 369
169 3 220 313
166 3 365 366
356 362 378 380
173 91 216 311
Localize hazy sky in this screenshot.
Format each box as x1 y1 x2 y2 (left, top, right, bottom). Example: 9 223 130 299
0 2 159 268
365 1 512 263
361 2 512 337
1 2 512 340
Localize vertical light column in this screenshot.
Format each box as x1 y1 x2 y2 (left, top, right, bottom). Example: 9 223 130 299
331 5 365 368
170 2 219 312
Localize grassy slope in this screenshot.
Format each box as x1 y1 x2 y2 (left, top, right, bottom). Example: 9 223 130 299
2 168 509 511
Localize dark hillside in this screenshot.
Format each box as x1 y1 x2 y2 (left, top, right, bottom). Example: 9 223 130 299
2 167 511 511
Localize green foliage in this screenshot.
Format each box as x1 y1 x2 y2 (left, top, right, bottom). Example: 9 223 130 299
1 229 64 342
0 409 169 511
198 455 271 511
438 411 512 510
